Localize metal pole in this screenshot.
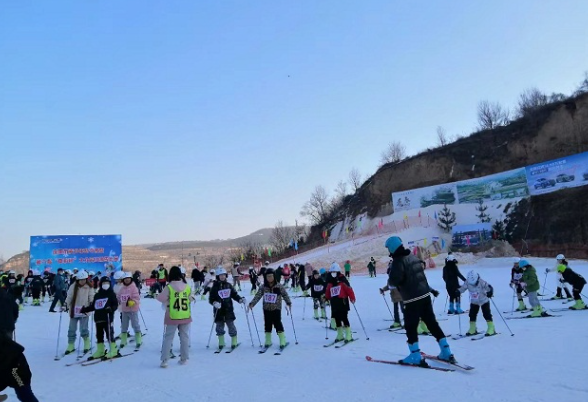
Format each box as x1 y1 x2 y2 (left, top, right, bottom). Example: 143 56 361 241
352 303 369 340
288 306 299 344
138 308 148 331
381 294 394 320
206 308 219 348
490 297 515 336
54 310 63 360
250 308 262 347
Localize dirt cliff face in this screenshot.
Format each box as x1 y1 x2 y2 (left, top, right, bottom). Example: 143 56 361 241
355 93 588 218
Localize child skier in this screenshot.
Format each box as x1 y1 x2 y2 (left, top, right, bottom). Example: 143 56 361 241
209 267 246 351
379 283 404 329
552 264 587 310
442 255 466 314
117 272 142 349
510 257 528 311
81 276 120 359
64 270 94 355
249 268 292 350
248 267 259 295
201 270 216 300
519 260 546 317
29 271 44 307
457 271 496 336
305 270 327 320
157 266 192 367
325 263 356 343
231 263 242 291
546 254 574 300
344 260 352 279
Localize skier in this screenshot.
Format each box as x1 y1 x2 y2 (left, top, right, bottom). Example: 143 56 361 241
305 269 327 320
117 272 143 349
299 264 308 295
442 255 466 314
367 257 377 278
546 254 574 300
379 281 404 329
325 263 356 343
519 260 546 317
157 266 192 367
551 264 586 310
191 265 204 295
0 277 19 340
0 335 39 402
290 264 298 291
248 267 259 295
28 271 44 307
23 271 34 304
49 268 67 313
81 276 120 360
231 262 242 291
344 260 352 279
157 264 168 288
113 271 126 295
457 271 496 336
201 270 216 300
248 268 292 350
510 257 528 311
64 270 94 355
209 267 245 351
385 236 455 365
282 264 291 288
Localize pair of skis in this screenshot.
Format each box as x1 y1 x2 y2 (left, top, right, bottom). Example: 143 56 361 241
214 343 241 354
366 352 474 372
323 339 357 348
258 343 289 355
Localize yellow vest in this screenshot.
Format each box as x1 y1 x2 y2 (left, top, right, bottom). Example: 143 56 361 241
169 285 191 320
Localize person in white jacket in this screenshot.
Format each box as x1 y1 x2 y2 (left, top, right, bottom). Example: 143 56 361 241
200 270 216 300
545 254 573 300
457 271 496 337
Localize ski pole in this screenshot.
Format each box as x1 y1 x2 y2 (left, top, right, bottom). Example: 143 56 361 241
76 330 82 358
381 294 394 320
509 286 516 314
89 312 94 353
490 297 515 336
457 305 462 336
352 303 370 340
288 306 299 344
542 272 548 296
302 294 307 320
243 304 255 347
54 310 63 361
325 306 329 340
106 313 114 362
443 295 448 315
250 308 262 347
138 308 148 331
206 308 219 348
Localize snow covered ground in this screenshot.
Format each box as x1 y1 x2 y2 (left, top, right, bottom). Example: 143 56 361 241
8 256 588 402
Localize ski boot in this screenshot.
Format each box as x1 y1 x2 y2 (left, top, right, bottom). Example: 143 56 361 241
466 321 478 336
389 321 402 329
218 335 225 350
277 332 287 347
64 342 75 355
106 342 119 358
264 332 272 348
485 321 496 336
119 333 128 349
83 337 91 353
135 332 143 348
231 336 238 349
400 342 426 366
530 305 542 317
91 343 106 360
417 321 430 335
335 327 345 342
344 327 353 343
516 300 527 311
313 309 320 320
447 302 455 315
455 302 464 314
570 299 586 310
320 308 327 319
437 338 456 363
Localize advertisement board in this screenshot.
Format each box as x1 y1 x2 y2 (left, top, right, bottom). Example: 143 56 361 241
525 151 588 196
392 183 458 212
456 168 529 204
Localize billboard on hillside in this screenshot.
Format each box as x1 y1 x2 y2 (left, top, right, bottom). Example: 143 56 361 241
392 183 458 212
525 151 588 196
451 223 492 247
29 235 122 273
456 168 529 204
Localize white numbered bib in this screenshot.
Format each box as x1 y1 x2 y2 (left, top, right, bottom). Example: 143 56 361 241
94 298 108 310
120 295 130 303
264 293 278 303
330 286 341 297
74 306 85 318
470 292 479 302
218 289 231 299
513 273 523 281
313 285 324 292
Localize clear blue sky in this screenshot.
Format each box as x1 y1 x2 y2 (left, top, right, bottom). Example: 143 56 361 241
1 1 587 259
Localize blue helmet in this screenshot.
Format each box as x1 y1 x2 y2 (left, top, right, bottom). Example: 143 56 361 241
319 268 326 274
519 259 529 268
385 236 403 254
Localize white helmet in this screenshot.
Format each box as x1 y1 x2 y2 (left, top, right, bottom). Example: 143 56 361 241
234 262 240 267
466 271 479 285
180 266 186 275
73 268 79 272
556 254 565 261
513 257 521 263
446 255 456 262
113 271 125 280
216 267 227 276
76 270 89 280
88 271 95 276
65 270 73 275
124 272 133 279
264 261 270 266
8 270 16 275
32 269 41 276
329 263 341 273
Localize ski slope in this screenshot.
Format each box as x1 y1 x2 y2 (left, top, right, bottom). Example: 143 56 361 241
7 257 588 402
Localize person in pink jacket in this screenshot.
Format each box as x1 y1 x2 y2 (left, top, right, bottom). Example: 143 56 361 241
117 272 143 349
157 266 192 368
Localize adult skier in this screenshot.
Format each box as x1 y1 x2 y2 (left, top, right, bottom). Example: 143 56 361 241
209 267 245 351
442 255 466 314
0 335 40 402
0 278 19 340
231 262 242 291
191 265 204 295
248 267 259 295
385 236 455 365
457 271 496 336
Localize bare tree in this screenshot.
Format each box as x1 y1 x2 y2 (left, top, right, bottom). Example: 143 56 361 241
436 126 449 146
300 185 331 225
517 87 548 117
380 141 406 165
203 254 225 270
574 71 588 95
348 168 362 192
270 221 295 254
477 100 510 130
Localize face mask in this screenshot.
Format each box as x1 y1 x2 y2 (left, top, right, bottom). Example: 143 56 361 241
331 272 337 277
101 283 110 290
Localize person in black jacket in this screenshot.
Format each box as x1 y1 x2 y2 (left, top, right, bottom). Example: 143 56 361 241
554 264 587 310
248 267 259 295
0 335 39 402
442 255 466 314
29 272 44 307
191 266 204 295
208 267 245 351
81 276 119 360
305 270 327 320
49 268 67 313
0 278 19 340
386 236 455 366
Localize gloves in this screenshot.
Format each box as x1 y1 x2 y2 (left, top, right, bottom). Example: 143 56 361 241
486 290 493 298
379 288 385 295
213 302 221 309
431 289 440 297
127 300 136 307
80 306 88 314
239 298 246 304
520 282 527 288
545 268 550 274
248 303 253 311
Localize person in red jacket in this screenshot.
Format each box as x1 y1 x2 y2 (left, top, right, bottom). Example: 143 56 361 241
325 263 356 344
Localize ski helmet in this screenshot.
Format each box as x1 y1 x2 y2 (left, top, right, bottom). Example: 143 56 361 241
556 264 567 273
265 268 275 276
385 236 403 254
312 270 319 275
329 263 341 273
124 272 133 279
513 257 521 264
216 267 227 276
466 271 479 285
446 255 456 262
556 254 565 261
519 259 529 268
319 268 326 274
88 271 95 276
113 271 125 280
180 266 186 275
76 270 89 280
264 261 270 266
8 270 15 275
234 262 240 267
